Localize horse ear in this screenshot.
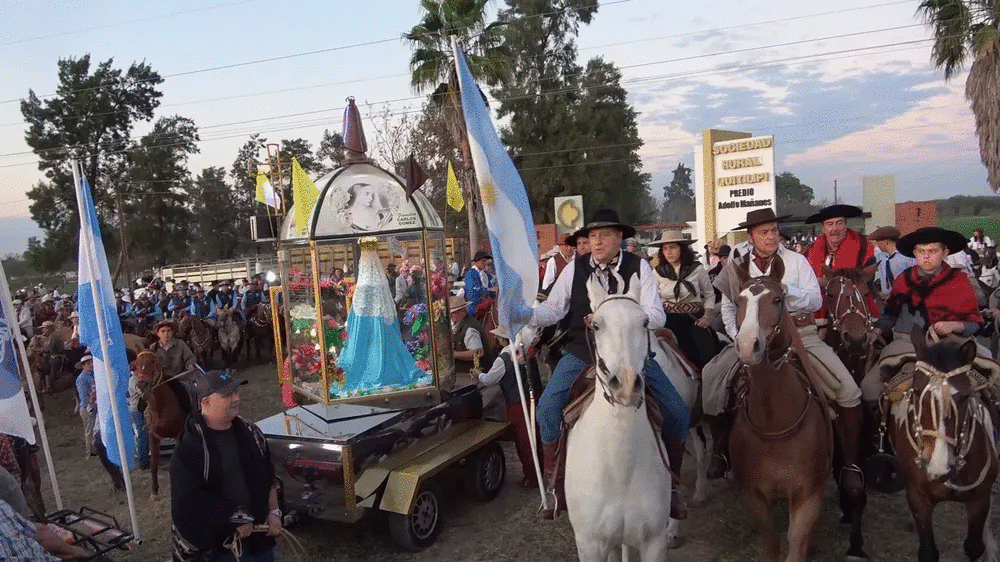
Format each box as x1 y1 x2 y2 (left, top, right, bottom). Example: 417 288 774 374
626 272 641 302
822 264 835 278
769 255 785 284
959 338 978 366
587 273 608 313
860 263 877 283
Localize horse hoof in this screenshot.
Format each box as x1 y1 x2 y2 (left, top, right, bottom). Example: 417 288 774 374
667 535 685 549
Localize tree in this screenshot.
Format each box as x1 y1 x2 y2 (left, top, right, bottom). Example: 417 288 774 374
189 167 244 260
230 135 266 251
661 163 694 223
317 129 346 172
919 0 1000 192
408 102 468 237
404 0 512 254
775 171 815 217
495 1 653 224
20 55 163 270
366 102 418 175
123 116 199 267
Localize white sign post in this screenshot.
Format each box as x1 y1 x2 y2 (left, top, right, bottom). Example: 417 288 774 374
711 135 776 239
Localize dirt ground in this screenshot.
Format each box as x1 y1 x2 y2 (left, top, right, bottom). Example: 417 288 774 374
31 361 996 561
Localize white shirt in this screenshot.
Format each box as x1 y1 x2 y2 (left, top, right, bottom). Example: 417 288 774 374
719 245 822 339
530 251 666 330
452 320 484 352
542 252 574 292
15 305 32 337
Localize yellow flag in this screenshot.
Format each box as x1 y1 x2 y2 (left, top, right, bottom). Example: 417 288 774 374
292 157 319 234
255 170 279 208
446 161 464 212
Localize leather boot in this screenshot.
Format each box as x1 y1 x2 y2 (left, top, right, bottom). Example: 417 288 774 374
706 414 732 479
838 404 865 493
539 441 560 519
665 440 688 520
507 404 539 488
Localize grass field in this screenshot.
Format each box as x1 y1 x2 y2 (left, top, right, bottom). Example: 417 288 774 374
937 215 1000 238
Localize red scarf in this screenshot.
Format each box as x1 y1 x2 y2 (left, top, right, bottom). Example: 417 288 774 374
806 229 878 317
886 263 982 326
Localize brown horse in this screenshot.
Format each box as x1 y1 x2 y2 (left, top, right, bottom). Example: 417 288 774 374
730 258 846 562
216 307 241 367
244 303 273 363
132 351 194 495
822 265 878 382
883 336 999 561
178 312 215 368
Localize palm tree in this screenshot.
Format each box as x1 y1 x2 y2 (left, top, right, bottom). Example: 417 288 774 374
919 0 1000 191
404 0 510 255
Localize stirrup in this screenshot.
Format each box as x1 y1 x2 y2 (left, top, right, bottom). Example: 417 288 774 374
670 485 688 520
537 488 559 518
840 464 865 491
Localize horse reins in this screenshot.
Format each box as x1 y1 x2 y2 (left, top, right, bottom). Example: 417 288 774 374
587 294 651 408
826 277 876 366
892 361 998 492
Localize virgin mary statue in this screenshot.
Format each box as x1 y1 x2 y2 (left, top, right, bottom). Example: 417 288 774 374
337 237 426 392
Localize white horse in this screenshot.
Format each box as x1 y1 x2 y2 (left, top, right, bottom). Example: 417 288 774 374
565 273 673 562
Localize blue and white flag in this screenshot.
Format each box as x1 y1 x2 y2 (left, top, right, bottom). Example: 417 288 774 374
74 163 134 469
0 262 34 444
453 40 539 336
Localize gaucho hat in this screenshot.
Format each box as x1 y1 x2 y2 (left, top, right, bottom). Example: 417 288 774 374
869 226 902 241
735 208 792 230
578 209 636 239
805 204 863 225
897 227 967 258
153 320 178 333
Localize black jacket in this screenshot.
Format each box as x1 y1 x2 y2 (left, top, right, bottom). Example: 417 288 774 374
169 413 275 559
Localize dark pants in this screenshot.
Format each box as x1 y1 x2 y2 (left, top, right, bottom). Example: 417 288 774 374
93 434 126 491
665 313 720 370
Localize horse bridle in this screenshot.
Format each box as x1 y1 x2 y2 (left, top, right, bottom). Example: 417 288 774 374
826 276 874 357
893 361 998 491
587 294 651 408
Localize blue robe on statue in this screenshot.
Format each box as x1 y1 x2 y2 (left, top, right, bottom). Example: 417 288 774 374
336 243 426 393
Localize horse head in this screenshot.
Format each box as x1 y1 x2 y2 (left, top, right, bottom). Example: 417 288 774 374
131 350 163 389
586 271 647 408
905 337 987 483
822 265 875 351
734 256 786 365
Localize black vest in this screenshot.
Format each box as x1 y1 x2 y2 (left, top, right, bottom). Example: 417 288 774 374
453 314 494 374
565 251 642 362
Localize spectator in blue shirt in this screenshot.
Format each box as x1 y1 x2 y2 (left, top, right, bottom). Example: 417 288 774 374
870 226 917 299
189 288 216 320
464 250 497 317
75 355 97 458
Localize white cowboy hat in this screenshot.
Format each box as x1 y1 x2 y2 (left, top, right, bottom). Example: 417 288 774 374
75 355 93 369
648 229 697 246
41 294 53 303
12 299 22 305
69 311 79 319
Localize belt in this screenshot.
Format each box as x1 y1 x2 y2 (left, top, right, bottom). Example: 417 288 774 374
791 313 815 327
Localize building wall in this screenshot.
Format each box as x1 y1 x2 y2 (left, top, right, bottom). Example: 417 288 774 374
536 223 557 256
895 201 938 235
863 175 896 233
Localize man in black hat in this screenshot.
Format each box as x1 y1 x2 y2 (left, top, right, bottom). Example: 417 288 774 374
803 204 878 319
528 208 690 520
464 250 497 318
707 208 865 493
862 227 989 402
170 371 281 562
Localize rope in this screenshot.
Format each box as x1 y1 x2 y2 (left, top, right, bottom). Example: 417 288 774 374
224 525 307 561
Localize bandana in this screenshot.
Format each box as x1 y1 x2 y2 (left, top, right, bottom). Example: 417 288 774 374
885 263 982 326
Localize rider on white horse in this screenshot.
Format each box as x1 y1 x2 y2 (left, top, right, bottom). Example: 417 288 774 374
528 208 691 520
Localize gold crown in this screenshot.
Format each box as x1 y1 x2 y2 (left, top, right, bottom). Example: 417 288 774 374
359 236 379 251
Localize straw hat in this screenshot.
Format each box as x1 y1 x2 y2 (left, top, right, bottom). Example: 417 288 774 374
648 229 696 246
75 355 93 369
448 296 469 313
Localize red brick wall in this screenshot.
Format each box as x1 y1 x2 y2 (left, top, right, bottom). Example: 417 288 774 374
536 223 557 256
895 201 937 235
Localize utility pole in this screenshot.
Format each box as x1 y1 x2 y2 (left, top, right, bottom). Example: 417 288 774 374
833 179 838 205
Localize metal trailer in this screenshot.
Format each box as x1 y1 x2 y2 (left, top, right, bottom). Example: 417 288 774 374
258 98 508 551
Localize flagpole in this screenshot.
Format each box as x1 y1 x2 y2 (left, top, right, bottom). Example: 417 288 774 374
510 331 547 508
0 262 63 511
73 161 141 541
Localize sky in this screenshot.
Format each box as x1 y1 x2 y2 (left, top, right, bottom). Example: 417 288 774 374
0 0 994 255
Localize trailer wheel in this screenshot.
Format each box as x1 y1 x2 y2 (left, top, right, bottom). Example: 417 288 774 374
388 480 443 551
465 441 505 502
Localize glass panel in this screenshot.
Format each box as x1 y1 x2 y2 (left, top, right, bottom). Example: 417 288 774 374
425 233 454 386
281 245 326 402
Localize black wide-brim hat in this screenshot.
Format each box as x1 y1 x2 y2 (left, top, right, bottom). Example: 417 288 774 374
805 204 864 224
897 227 968 258
577 208 636 239
735 208 792 230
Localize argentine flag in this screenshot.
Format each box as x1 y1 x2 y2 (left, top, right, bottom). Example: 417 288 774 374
74 163 134 469
0 263 34 444
453 40 539 336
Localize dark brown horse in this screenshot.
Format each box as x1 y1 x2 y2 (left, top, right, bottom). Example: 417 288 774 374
730 258 853 562
177 312 215 369
883 337 999 561
244 303 273 363
822 265 878 382
132 351 193 495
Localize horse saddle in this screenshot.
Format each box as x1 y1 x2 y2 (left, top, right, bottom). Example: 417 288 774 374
167 371 201 414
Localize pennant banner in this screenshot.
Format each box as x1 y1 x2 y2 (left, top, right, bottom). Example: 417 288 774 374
0 264 34 444
453 41 538 335
292 157 319 234
75 165 135 468
446 161 465 212
255 170 280 209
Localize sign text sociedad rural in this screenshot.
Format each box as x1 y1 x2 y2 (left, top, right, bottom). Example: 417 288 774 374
711 135 776 236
